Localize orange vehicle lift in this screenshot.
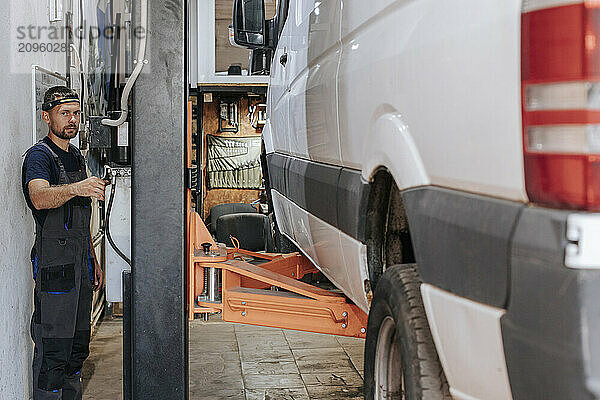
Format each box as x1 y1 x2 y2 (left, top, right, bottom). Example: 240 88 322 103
186 213 368 338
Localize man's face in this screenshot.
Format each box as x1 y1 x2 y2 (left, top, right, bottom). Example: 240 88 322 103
42 101 81 140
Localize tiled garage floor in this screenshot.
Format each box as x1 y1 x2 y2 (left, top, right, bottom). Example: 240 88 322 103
82 316 365 399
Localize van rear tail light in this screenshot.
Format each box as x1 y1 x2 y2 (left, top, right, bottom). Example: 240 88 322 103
522 1 600 210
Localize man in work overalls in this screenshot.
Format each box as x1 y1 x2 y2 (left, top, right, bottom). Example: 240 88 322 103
22 86 105 399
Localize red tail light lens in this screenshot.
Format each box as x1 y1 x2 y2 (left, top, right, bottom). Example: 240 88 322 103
522 1 600 210
525 153 600 207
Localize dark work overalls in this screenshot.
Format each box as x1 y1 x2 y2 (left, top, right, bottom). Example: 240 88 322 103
27 140 95 400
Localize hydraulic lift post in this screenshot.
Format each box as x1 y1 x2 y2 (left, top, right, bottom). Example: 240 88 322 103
128 0 188 397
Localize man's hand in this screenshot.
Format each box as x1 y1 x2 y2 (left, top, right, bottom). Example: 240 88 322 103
93 256 103 291
72 177 107 201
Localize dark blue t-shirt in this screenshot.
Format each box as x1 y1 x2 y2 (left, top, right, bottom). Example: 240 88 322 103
22 136 81 226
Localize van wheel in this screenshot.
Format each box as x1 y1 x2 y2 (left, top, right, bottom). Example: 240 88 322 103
364 264 450 400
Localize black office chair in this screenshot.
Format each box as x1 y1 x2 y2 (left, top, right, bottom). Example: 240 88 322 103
206 203 258 236
215 213 274 252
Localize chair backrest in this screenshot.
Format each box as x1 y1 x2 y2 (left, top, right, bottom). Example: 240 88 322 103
206 202 257 235
215 213 273 252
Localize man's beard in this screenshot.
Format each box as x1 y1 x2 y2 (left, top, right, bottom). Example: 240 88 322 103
50 123 78 140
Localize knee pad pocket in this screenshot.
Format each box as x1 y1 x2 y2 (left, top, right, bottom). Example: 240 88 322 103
38 338 72 391
66 330 91 375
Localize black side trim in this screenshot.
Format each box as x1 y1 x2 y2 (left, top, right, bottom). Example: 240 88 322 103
304 160 340 229
266 152 369 242
502 206 600 400
337 169 370 242
402 186 522 308
281 155 340 228
268 152 340 228
286 157 306 213
267 153 288 196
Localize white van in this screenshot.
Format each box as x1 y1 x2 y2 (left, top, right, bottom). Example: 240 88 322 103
232 1 600 399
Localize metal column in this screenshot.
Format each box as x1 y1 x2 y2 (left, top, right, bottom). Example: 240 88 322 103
122 271 132 400
130 0 188 397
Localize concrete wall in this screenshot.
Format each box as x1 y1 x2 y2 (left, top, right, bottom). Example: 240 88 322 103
0 3 67 398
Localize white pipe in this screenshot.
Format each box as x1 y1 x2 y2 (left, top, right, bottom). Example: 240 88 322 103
102 0 148 127
70 44 82 72
70 44 86 123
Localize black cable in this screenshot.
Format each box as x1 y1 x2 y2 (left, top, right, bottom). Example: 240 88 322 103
106 176 132 266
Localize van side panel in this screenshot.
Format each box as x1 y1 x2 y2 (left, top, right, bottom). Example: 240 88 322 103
288 0 342 164
268 0 526 310
267 152 371 311
338 0 527 201
270 30 291 156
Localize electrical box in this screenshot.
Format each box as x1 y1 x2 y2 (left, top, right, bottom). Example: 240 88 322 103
105 167 131 302
88 116 113 149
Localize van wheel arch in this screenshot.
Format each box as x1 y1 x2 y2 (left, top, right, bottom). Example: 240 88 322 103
365 169 416 292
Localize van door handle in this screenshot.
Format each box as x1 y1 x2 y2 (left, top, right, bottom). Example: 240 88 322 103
279 53 288 67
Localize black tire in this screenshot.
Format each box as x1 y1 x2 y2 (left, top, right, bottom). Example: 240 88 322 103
364 264 451 400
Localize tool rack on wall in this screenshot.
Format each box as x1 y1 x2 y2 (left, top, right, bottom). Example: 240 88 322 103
191 84 268 219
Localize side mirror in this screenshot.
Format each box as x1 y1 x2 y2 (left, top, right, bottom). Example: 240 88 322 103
232 0 266 49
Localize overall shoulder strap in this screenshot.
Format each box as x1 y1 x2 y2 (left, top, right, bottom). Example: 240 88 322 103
34 141 68 179
38 141 59 158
